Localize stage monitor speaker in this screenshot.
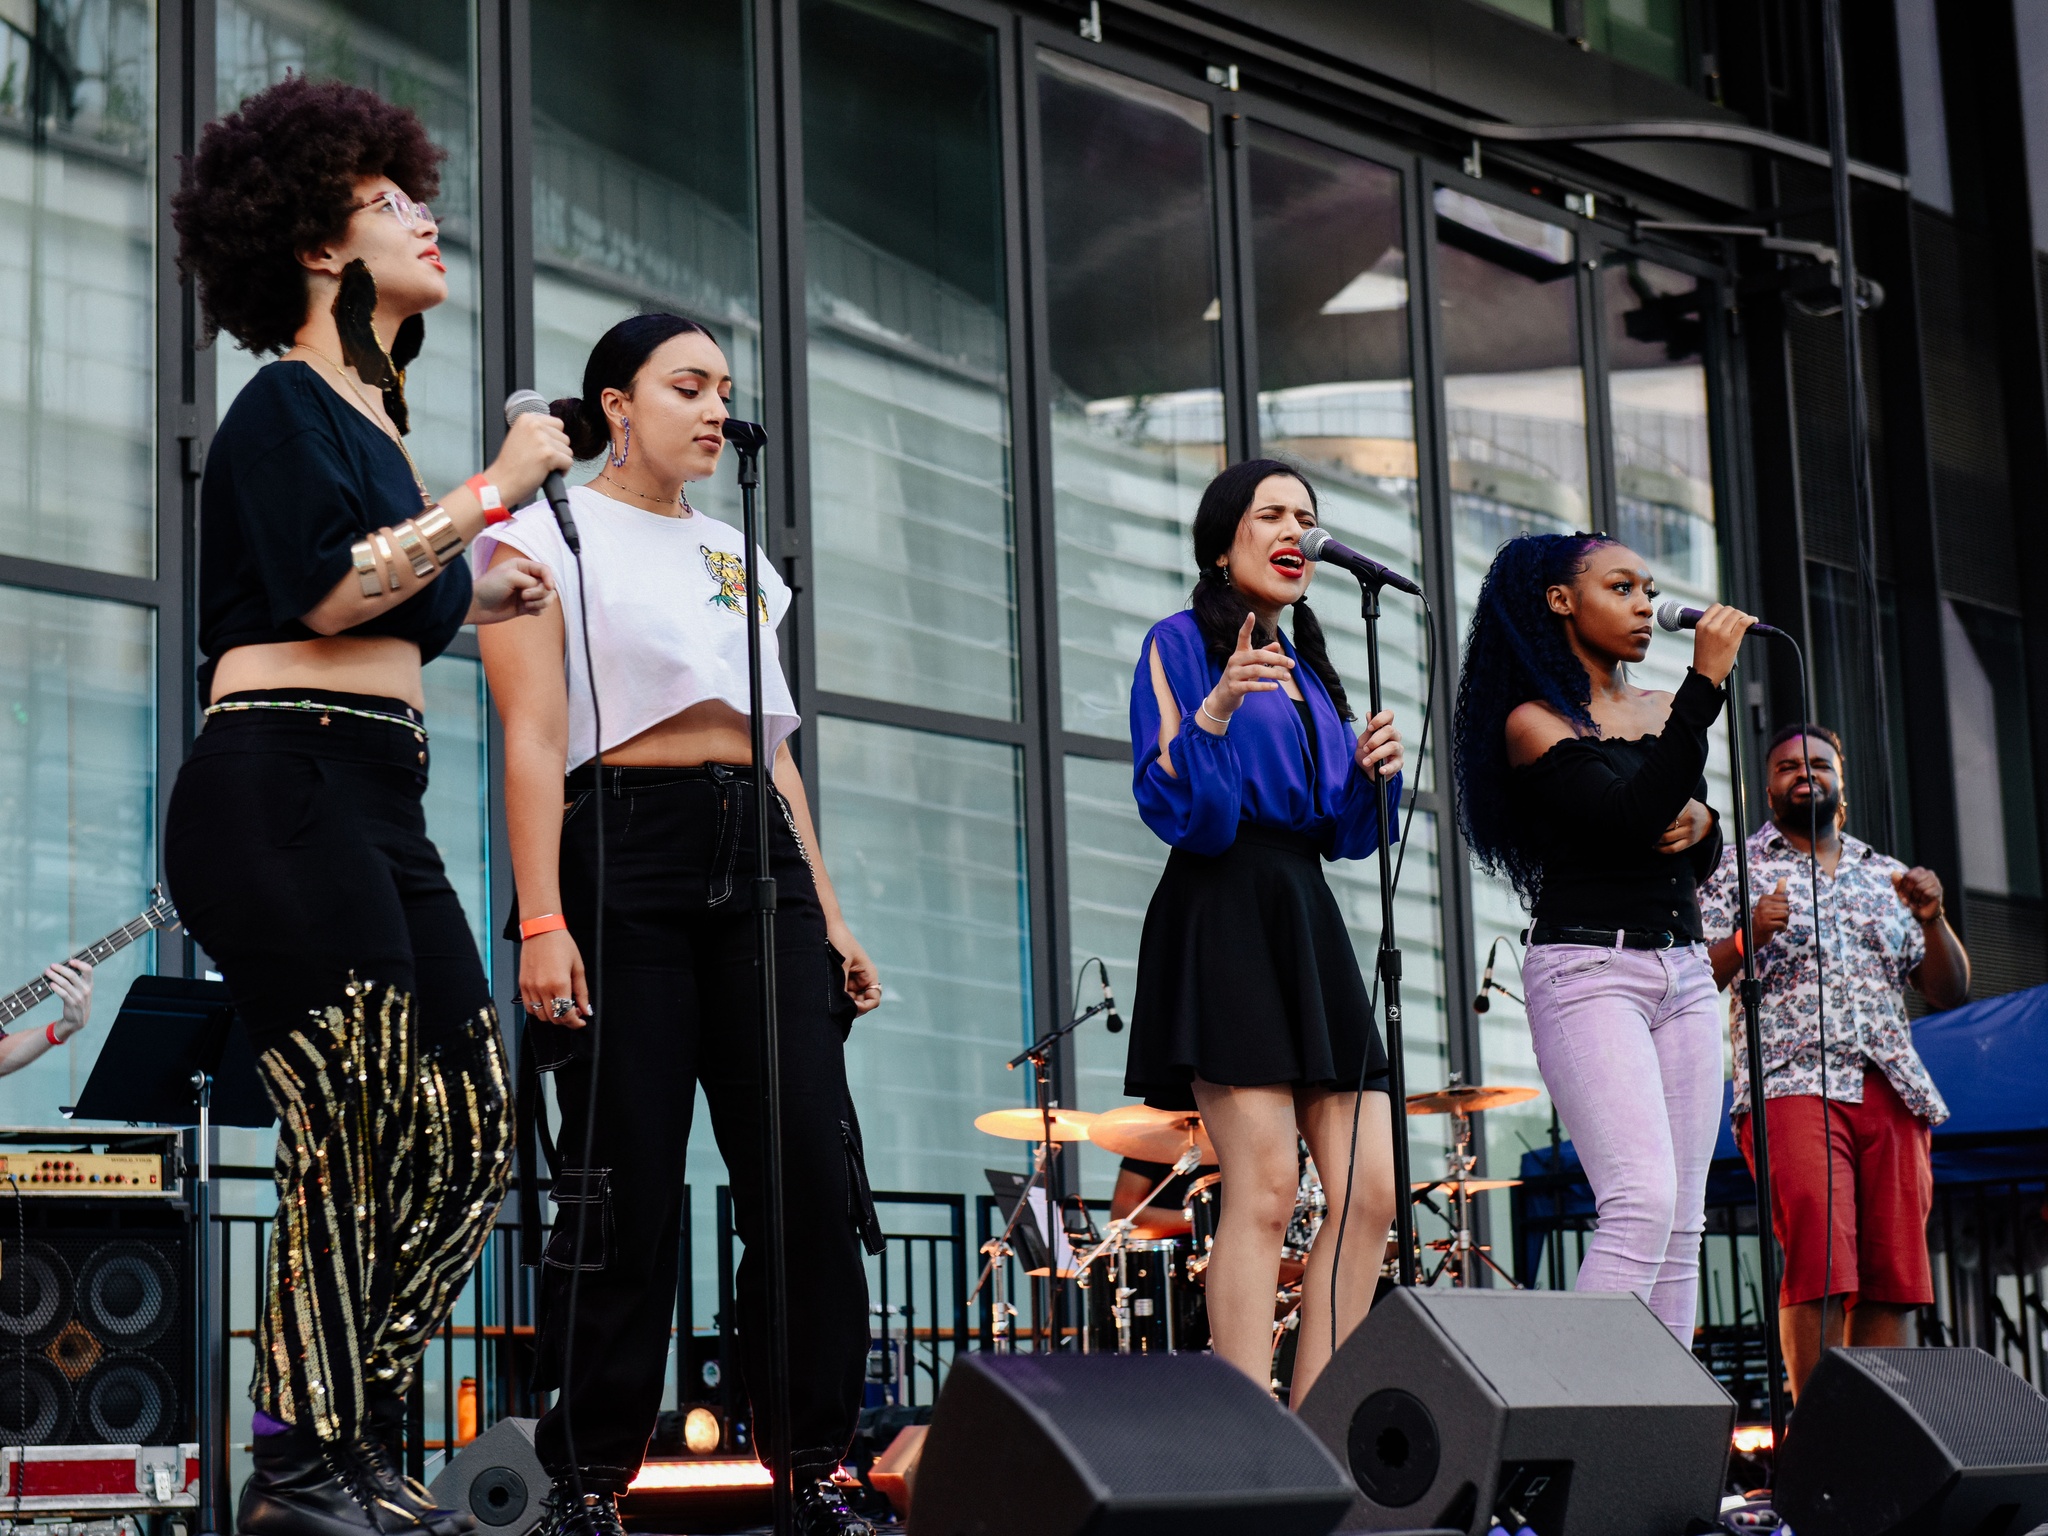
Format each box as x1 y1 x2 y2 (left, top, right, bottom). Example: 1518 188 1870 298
430 1416 547 1536
0 1200 189 1447
1294 1289 1734 1536
1775 1347 2048 1536
909 1352 1355 1536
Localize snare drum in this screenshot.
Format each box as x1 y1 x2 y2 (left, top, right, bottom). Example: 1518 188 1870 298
1083 1238 1188 1354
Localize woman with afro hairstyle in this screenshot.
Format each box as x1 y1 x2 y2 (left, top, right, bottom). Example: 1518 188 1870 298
164 74 572 1536
1124 460 1405 1404
1450 532 1754 1342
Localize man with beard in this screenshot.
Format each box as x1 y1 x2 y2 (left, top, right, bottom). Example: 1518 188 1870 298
1699 723 1968 1396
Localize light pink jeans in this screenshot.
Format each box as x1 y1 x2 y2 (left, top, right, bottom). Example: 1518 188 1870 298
1523 940 1723 1342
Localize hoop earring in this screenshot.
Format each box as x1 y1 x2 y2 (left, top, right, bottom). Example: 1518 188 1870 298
609 418 631 468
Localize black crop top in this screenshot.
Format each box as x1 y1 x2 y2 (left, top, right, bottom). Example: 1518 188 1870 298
1507 668 1728 940
196 361 471 693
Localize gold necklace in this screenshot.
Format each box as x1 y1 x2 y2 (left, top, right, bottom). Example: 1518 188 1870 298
288 343 432 506
595 470 691 515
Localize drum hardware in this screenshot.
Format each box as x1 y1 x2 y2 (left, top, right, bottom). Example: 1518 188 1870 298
972 1107 1096 1142
969 1140 1067 1352
1086 1105 1216 1164
1073 1148 1200 1355
1404 1073 1532 1288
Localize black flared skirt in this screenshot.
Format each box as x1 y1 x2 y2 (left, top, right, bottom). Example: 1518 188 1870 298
1124 822 1390 1111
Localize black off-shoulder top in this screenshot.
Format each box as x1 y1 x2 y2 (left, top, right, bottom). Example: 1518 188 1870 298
1507 669 1729 940
196 361 470 694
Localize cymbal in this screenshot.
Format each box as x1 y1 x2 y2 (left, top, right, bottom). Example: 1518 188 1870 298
1404 1083 1540 1116
974 1107 1096 1143
1088 1104 1216 1163
1411 1177 1523 1193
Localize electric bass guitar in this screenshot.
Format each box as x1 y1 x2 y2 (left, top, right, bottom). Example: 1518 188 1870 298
0 886 183 1028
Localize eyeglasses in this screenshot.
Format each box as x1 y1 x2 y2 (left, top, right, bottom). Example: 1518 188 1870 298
352 189 436 231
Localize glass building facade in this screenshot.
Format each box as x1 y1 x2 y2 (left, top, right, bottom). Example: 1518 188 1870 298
6 0 2048 1436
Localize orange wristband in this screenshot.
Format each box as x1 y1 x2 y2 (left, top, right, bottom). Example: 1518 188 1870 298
467 474 510 525
520 913 568 940
45 1022 61 1047
1732 928 1746 958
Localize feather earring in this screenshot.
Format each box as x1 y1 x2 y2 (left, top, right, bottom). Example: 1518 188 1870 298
332 259 417 435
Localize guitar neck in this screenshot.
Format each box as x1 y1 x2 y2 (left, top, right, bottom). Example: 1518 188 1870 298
0 913 162 1026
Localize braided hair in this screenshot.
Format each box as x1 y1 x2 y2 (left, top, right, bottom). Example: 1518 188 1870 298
1189 459 1353 720
1451 531 1619 901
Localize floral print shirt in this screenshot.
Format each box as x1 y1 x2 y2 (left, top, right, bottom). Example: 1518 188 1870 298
1698 826 1948 1125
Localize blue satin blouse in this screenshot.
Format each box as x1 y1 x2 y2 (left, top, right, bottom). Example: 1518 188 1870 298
1129 610 1402 859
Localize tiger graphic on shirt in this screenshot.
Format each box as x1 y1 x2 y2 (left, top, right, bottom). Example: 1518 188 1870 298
701 545 767 622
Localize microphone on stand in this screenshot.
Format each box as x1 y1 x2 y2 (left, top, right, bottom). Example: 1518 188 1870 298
1656 600 1785 639
1474 943 1498 1014
1102 972 1125 1035
503 391 579 553
1299 527 1425 597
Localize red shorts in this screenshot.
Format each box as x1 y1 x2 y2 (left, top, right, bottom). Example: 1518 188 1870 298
1735 1067 1934 1308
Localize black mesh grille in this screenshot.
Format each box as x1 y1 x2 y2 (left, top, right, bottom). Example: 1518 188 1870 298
1961 893 2048 1000
1852 1349 2048 1466
1914 208 2020 611
1787 307 1891 578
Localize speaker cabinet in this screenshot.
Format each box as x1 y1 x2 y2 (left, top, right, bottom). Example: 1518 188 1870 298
0 1202 189 1446
909 1352 1354 1536
1295 1289 1733 1536
430 1416 547 1536
1776 1348 2048 1536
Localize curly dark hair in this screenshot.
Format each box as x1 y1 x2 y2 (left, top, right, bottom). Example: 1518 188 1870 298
1188 458 1353 720
1451 531 1619 902
172 74 444 355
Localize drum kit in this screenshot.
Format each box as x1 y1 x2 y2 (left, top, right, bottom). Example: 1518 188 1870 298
969 1074 1541 1371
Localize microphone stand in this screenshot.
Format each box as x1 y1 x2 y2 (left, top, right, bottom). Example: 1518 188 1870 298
1005 996 1116 1348
731 426 794 1536
1355 575 1417 1284
1725 666 1789 1448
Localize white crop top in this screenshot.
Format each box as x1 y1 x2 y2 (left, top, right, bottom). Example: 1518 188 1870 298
475 484 797 771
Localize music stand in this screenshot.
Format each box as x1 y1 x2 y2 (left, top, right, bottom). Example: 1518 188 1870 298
72 976 273 1536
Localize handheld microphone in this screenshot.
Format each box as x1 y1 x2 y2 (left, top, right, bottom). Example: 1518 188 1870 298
1656 599 1784 639
503 390 578 553
1299 527 1425 597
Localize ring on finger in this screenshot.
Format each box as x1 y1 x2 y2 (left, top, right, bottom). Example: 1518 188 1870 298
549 996 576 1020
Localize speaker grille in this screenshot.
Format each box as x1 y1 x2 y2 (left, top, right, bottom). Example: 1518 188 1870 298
1854 1349 2048 1467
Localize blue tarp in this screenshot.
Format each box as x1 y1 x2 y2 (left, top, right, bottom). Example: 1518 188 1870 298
1513 983 2048 1276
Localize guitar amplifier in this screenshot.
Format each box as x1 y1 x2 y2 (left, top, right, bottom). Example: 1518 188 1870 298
0 1198 191 1448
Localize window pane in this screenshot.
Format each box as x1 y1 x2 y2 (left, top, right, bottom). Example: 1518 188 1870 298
530 0 758 529
0 589 155 1123
1604 257 1716 595
216 0 484 492
1943 599 2042 897
0 0 154 576
421 654 491 959
1062 754 1165 1196
819 718 1030 1197
1809 565 1914 861
1041 51 1224 737
802 0 1015 719
1251 125 1430 790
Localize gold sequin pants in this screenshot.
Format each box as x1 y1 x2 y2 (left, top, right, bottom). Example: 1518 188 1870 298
165 694 516 1442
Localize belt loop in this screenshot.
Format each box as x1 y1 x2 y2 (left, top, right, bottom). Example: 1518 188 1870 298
1613 929 1625 950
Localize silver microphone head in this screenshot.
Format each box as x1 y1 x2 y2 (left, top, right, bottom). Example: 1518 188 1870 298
1656 599 1689 633
1299 526 1333 562
503 389 549 425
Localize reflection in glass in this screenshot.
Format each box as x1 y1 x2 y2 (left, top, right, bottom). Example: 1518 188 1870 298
0 588 155 1123
216 0 483 492
1250 125 1430 790
1942 598 2041 897
1809 565 1914 861
1041 51 1224 737
420 654 491 959
1062 754 1167 1194
802 0 1014 719
819 718 1030 1197
0 0 155 576
1604 257 1715 595
530 0 757 530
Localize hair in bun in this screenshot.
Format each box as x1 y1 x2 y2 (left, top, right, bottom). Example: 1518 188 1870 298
554 312 713 461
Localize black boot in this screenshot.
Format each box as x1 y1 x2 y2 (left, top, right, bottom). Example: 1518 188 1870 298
531 1481 626 1536
359 1396 476 1536
237 1424 423 1536
793 1477 875 1536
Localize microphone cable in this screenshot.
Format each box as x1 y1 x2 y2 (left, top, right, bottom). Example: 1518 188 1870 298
555 492 606 1519
1327 596 1435 1357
